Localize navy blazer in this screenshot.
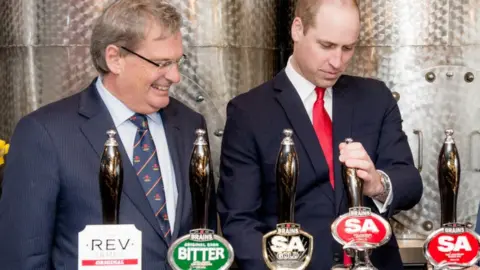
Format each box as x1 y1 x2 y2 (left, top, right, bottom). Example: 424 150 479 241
0 79 216 269
217 71 422 270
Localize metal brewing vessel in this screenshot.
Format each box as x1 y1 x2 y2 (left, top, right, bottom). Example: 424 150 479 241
349 1 480 239
0 0 278 187
438 129 461 225
189 129 213 229
99 129 123 224
284 0 480 242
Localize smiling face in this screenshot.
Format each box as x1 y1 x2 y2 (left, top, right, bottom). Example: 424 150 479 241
291 1 360 88
104 20 184 114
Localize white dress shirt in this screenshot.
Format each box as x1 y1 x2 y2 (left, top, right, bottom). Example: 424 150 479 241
96 77 178 230
284 57 392 213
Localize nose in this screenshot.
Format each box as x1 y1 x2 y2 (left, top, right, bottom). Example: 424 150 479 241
164 64 181 83
328 49 343 70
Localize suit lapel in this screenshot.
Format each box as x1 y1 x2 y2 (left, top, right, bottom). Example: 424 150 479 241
160 103 186 242
332 76 356 215
273 71 334 203
78 81 166 242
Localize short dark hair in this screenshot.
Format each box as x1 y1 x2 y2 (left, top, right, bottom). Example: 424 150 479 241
294 0 359 34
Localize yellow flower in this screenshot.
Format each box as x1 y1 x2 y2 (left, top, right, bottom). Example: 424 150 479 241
0 140 9 166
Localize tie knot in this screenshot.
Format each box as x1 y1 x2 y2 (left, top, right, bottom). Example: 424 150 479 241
129 113 149 130
315 87 326 101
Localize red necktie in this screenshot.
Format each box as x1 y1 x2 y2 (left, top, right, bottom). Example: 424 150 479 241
313 87 352 266
313 87 334 187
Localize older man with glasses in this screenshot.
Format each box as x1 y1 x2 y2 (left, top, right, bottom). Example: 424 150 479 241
0 1 216 269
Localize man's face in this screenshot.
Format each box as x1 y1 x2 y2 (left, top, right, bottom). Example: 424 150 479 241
116 22 184 114
291 3 360 88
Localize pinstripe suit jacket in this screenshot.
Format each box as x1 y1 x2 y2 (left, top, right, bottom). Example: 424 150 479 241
0 79 216 269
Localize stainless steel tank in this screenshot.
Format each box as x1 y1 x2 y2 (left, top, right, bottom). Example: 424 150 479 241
346 0 480 264
350 0 480 238
0 0 278 181
283 0 480 264
3 0 480 264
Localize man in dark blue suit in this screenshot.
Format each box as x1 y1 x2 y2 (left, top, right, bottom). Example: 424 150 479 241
0 1 216 269
217 0 422 269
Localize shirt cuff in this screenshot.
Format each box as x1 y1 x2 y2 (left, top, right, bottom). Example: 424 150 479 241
372 170 393 214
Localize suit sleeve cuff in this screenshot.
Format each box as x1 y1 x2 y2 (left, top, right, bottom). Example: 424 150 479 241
372 170 393 214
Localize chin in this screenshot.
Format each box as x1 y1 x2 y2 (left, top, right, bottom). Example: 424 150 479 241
150 97 170 111
315 80 334 88
319 77 340 87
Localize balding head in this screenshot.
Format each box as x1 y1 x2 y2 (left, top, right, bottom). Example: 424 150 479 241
290 0 360 88
295 0 359 34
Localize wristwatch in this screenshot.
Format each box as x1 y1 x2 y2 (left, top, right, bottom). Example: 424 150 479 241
372 170 391 202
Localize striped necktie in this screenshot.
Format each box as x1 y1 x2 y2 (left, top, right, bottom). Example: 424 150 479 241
130 113 171 243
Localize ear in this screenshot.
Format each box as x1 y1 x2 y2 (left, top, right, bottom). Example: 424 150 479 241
104 45 124 75
291 17 304 42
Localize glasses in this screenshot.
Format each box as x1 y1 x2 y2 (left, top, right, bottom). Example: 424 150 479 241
120 46 186 73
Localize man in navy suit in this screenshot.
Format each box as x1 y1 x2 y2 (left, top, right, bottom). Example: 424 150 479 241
217 0 422 269
0 1 216 269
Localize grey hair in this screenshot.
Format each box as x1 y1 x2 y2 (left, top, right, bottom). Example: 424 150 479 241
90 0 182 74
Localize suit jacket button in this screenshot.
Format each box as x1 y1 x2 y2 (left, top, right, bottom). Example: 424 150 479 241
333 253 341 262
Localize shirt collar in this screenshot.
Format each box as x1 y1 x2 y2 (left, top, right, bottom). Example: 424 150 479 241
95 77 162 127
284 56 332 101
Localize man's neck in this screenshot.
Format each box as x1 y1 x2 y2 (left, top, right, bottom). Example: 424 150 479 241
289 55 304 79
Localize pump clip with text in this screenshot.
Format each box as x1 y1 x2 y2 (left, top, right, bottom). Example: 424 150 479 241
424 222 480 269
331 207 392 250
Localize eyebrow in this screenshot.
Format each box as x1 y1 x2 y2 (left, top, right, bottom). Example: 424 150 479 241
150 55 184 63
150 58 172 62
316 39 358 47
